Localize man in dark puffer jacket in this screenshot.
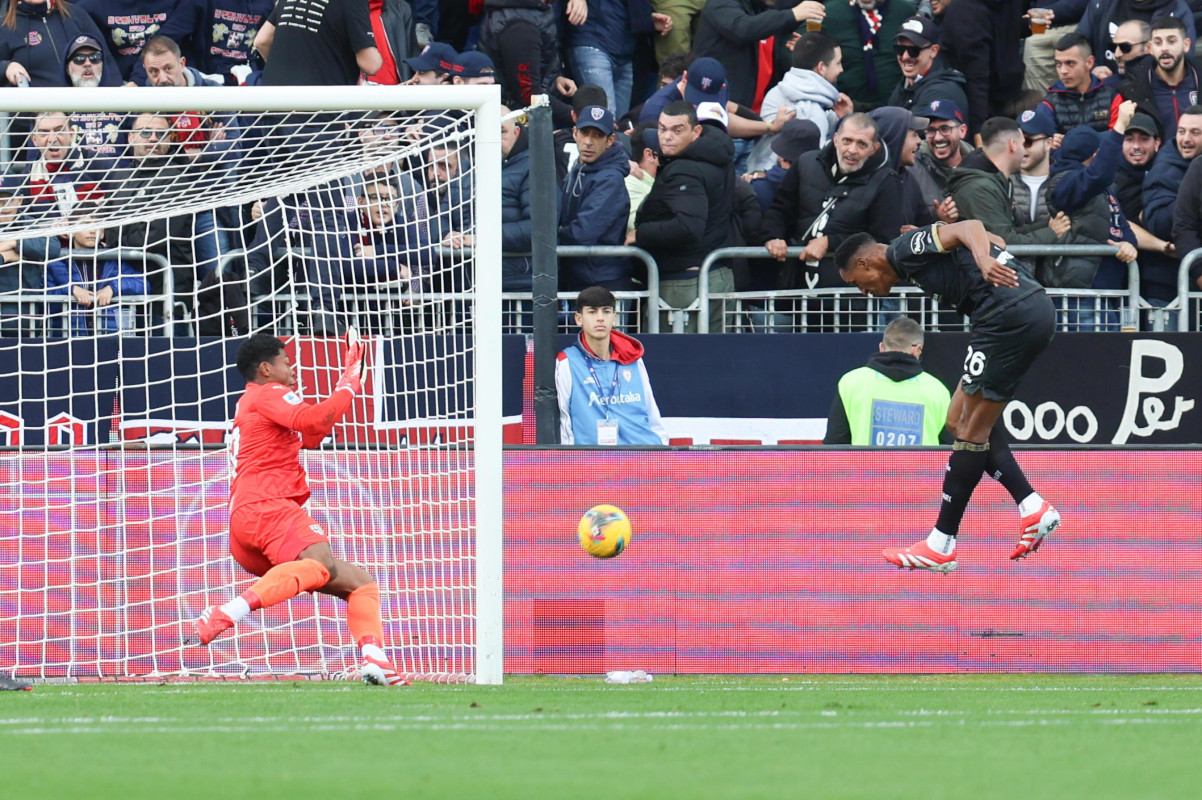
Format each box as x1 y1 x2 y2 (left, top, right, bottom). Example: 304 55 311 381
629 100 735 332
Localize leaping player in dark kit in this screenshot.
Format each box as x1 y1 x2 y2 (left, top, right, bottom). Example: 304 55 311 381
833 220 1061 572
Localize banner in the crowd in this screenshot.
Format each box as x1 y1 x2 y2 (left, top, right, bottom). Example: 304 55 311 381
633 333 1201 446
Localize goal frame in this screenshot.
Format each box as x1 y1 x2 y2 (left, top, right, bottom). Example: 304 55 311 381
3 86 505 685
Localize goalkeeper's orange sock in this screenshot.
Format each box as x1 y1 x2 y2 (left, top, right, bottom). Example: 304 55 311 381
220 559 331 622
347 582 388 659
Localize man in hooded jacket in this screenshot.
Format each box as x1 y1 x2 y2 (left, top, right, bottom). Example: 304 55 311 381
559 105 632 291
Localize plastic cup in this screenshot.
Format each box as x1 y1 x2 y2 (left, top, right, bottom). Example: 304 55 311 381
1030 17 1049 35
806 18 822 32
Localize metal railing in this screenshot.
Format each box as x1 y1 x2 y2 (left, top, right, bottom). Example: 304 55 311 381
696 245 1142 334
1 249 174 337
1178 248 1202 333
213 244 662 336
8 240 1187 337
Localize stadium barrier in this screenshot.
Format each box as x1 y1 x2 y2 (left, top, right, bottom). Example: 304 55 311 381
1179 248 1202 333
9 243 1186 337
1 249 173 337
696 245 1141 333
213 244 662 336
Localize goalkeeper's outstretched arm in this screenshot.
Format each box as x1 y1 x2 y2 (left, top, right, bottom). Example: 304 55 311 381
258 334 365 445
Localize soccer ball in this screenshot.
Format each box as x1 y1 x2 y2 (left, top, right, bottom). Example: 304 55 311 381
578 504 632 559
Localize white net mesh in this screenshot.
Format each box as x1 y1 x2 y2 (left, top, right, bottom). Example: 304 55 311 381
0 87 502 683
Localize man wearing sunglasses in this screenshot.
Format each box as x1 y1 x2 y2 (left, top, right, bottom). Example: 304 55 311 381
64 35 124 163
887 16 969 118
945 116 1071 253
1108 19 1151 77
1111 14 1199 139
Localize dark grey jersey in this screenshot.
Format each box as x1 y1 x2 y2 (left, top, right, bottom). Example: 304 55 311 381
886 225 1043 324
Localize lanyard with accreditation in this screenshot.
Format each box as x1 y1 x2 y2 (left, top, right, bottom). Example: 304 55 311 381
587 359 622 446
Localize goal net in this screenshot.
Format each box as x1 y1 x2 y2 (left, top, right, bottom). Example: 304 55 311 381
0 86 504 685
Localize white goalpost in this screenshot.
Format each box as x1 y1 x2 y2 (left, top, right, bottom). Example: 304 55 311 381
0 86 504 685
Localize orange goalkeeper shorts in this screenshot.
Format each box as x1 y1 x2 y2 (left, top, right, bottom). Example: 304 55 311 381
228 498 329 577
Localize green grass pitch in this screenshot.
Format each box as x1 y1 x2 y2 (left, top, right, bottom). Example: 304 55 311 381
3 675 1202 800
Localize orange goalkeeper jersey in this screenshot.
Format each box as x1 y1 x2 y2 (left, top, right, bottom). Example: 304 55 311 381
228 382 352 512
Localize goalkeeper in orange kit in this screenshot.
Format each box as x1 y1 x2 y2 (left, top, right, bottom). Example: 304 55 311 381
192 331 407 687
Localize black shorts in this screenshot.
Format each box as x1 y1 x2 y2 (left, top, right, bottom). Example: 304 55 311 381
961 292 1056 402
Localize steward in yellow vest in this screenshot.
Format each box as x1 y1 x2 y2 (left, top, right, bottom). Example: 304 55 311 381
824 317 951 446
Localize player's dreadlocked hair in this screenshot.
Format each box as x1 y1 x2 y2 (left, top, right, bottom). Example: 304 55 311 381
236 333 286 381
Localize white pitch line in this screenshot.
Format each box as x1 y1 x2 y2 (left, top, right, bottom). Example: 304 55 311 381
6 707 1202 736
3 716 1199 736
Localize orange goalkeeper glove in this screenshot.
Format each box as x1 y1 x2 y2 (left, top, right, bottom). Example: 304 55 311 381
335 327 365 396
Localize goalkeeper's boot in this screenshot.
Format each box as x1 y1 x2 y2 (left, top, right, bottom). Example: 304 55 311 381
1011 500 1059 560
360 654 410 687
0 675 32 691
193 605 235 645
883 540 957 573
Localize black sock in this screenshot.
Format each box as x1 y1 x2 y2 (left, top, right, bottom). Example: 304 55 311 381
935 440 990 536
983 426 1034 503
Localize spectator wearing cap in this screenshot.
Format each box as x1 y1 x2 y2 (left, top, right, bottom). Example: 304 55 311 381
945 116 1071 250
1112 111 1161 218
887 16 969 118
908 99 973 223
870 106 931 225
64 34 105 88
938 0 1029 140
552 84 614 182
1 0 121 87
500 104 534 291
1106 111 1175 315
404 41 457 85
1043 112 1139 325
450 50 496 85
748 118 820 212
628 99 736 332
1012 107 1057 225
477 0 577 115
1038 33 1118 134
822 0 916 111
565 0 670 119
691 0 827 110
625 123 660 232
638 56 797 155
63 36 124 165
747 32 853 173
558 105 633 291
762 112 903 323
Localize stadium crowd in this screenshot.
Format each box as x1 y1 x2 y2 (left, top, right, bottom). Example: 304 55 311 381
1 0 1202 335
